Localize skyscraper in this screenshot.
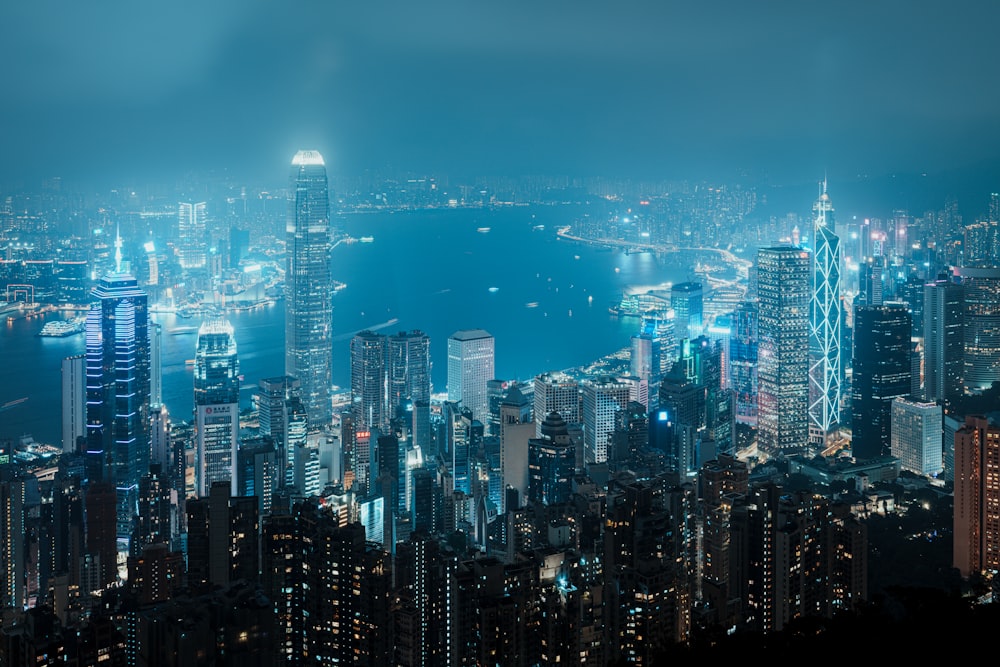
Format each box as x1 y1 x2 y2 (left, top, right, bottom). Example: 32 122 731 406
729 301 758 425
954 266 1000 394
177 201 208 270
447 329 495 425
532 371 579 438
923 273 964 405
890 397 943 477
756 246 811 453
953 415 1000 578
255 376 302 488
85 270 151 539
285 150 333 428
808 182 842 439
580 376 633 464
194 319 240 497
851 304 911 461
671 281 703 339
387 330 431 419
527 412 576 506
61 354 86 454
350 330 388 434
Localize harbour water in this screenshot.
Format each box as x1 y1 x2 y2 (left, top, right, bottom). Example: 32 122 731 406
0 204 702 446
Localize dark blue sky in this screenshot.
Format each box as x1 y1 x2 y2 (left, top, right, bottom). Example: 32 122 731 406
3 1 1000 187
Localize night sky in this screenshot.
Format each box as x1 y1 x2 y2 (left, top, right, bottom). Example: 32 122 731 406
3 1 1000 187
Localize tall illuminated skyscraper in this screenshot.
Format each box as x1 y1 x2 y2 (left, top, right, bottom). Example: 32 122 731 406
286 150 333 428
177 201 208 270
447 329 495 425
85 266 151 540
808 182 842 439
954 267 1000 394
923 273 964 405
351 330 388 434
387 330 431 419
194 319 240 497
756 246 811 453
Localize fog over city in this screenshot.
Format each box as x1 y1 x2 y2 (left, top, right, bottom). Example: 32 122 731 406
3 2 1000 190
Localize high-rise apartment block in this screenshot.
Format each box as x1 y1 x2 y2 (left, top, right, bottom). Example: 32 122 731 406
285 150 333 428
953 415 1000 578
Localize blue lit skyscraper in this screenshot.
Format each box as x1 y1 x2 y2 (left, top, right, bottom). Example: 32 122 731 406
808 182 842 440
194 319 240 496
286 150 333 429
85 269 151 540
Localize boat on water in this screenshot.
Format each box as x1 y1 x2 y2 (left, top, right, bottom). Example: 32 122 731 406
488 287 499 293
477 227 491 233
38 317 85 337
359 236 374 243
170 326 198 335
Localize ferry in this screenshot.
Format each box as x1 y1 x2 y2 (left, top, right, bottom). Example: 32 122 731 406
38 318 84 337
525 302 539 308
477 227 491 233
488 287 499 293
360 236 374 243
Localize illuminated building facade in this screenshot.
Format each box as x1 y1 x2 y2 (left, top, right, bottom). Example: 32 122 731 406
85 271 151 540
177 201 208 270
194 319 239 497
756 246 811 453
954 267 1000 393
351 330 388 433
953 415 1000 578
447 329 495 426
890 397 943 477
808 183 842 438
285 149 333 428
923 274 964 405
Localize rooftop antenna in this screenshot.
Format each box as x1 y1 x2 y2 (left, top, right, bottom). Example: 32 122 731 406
115 224 123 273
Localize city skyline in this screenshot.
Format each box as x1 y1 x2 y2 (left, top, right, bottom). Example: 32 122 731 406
2 4 1000 659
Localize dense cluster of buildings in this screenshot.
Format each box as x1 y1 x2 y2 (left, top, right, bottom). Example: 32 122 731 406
0 156 998 663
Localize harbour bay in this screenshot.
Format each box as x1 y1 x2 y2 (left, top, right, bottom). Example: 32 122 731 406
0 204 694 446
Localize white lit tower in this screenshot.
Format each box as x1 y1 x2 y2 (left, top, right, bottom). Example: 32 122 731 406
194 318 240 496
757 246 811 454
177 202 208 270
286 150 333 429
447 329 495 426
808 180 842 442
